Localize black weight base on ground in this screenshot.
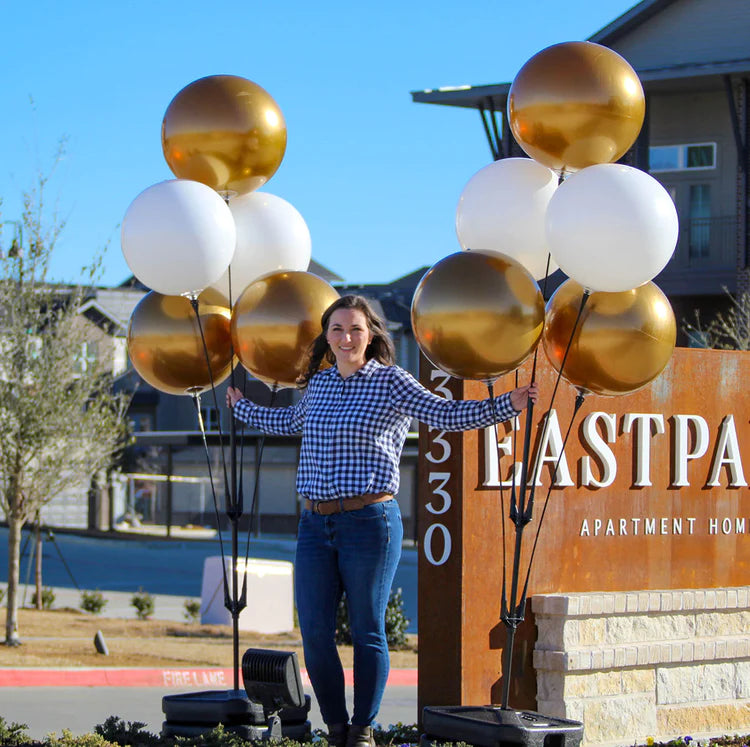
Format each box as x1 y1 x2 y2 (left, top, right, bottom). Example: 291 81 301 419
421 706 584 747
162 689 311 740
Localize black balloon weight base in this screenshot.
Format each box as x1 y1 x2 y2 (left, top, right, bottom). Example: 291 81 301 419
421 705 584 747
161 689 311 741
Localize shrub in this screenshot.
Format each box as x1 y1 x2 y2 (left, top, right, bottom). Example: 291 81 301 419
94 715 159 746
383 587 409 647
184 598 201 623
0 715 30 746
335 587 410 648
376 721 421 746
80 590 108 615
31 586 55 610
131 589 155 620
45 728 114 745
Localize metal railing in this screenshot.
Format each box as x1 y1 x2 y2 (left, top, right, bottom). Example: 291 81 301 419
670 215 739 270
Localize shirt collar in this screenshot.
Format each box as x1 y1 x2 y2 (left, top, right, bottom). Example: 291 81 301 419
324 358 383 381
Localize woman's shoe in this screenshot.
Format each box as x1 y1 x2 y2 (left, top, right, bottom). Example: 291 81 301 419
346 724 375 747
327 723 350 747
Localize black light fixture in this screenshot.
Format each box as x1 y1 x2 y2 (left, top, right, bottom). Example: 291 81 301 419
162 648 310 741
242 648 306 740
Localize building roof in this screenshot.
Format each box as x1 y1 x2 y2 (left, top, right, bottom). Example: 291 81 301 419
78 299 129 336
410 0 750 108
117 257 344 294
336 266 430 332
589 0 678 45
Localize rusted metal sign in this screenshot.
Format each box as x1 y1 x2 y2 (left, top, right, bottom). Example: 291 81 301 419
418 348 749 713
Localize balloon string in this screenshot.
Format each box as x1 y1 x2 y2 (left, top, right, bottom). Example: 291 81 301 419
504 374 538 630
540 252 553 300
513 250 551 491
524 289 588 524
189 297 234 514
224 234 247 539
506 249 552 527
240 383 279 606
525 253 553 387
509 371 519 523
547 290 590 414
227 262 236 389
225 261 242 521
502 289 589 624
519 389 586 607
224 193 234 386
191 393 231 610
224 192 237 391
486 381 509 623
236 374 249 538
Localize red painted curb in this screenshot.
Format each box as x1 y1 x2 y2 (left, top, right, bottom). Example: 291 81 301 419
0 667 417 688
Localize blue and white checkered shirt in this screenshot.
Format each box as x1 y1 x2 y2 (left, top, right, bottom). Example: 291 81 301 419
232 359 519 501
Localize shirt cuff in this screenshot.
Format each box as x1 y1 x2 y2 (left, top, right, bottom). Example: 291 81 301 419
496 392 520 421
233 398 254 423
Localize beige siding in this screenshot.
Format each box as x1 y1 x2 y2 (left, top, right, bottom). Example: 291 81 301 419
606 0 750 70
647 89 738 218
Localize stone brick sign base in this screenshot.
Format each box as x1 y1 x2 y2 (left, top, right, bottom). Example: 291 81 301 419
533 588 750 746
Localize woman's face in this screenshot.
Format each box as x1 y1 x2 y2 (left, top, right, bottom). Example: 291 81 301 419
326 307 373 374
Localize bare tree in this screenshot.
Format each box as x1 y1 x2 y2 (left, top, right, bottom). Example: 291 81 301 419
0 156 130 645
684 289 750 350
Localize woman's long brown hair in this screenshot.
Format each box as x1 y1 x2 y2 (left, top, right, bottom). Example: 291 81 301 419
298 295 396 387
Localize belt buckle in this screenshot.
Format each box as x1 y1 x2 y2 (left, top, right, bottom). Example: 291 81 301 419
312 501 321 515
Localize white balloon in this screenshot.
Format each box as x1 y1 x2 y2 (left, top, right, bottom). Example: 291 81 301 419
121 179 236 297
211 192 312 302
545 163 679 292
456 157 559 280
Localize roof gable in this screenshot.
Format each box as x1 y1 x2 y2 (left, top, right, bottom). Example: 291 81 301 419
590 0 750 71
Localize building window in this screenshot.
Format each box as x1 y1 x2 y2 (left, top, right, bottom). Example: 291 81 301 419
199 405 221 432
688 184 712 258
73 341 98 375
113 338 128 376
649 143 716 172
130 414 154 432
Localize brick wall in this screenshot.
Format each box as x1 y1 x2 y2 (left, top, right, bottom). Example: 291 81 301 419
533 588 750 746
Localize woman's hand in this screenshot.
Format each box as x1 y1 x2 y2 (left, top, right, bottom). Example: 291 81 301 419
509 382 539 412
226 386 244 408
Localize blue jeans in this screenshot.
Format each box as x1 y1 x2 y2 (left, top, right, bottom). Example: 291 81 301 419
294 499 403 727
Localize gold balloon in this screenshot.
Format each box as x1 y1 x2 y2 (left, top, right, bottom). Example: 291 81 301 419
508 41 645 173
411 251 545 380
127 290 234 396
162 75 287 197
543 280 676 396
231 271 340 388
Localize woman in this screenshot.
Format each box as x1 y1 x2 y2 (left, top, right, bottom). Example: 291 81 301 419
227 294 537 747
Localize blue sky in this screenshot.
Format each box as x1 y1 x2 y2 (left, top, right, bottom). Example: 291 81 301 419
1 0 638 289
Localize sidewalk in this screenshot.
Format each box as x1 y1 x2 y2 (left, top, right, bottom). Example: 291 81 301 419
16 584 200 622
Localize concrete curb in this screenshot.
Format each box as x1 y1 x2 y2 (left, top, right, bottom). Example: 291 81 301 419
0 667 418 688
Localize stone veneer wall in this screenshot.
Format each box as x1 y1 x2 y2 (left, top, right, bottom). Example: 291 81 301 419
532 588 750 746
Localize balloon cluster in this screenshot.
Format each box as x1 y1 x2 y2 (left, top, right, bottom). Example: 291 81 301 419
122 75 338 395
413 41 678 397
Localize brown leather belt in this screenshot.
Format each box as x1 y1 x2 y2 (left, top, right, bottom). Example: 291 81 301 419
304 493 394 516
